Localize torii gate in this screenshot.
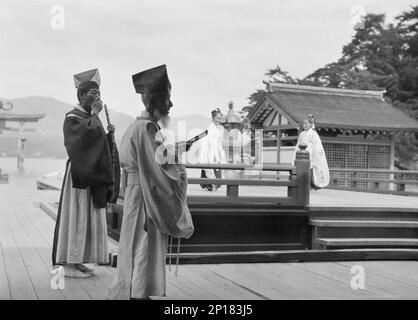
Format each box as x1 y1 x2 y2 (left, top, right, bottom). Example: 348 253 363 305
0 99 45 172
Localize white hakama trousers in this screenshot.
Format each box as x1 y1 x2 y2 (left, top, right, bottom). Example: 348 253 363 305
107 177 168 300
54 163 109 265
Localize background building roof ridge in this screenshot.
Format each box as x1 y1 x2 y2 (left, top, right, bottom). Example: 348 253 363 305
268 83 385 99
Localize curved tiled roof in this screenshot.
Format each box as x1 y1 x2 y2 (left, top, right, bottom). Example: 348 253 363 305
249 83 418 132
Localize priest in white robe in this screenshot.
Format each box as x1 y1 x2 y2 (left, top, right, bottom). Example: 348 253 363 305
107 65 194 300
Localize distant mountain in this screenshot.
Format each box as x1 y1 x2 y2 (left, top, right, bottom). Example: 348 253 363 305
0 96 211 158
2 96 135 137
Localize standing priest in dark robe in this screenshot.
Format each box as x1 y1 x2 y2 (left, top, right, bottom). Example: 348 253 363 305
107 65 194 300
52 68 120 278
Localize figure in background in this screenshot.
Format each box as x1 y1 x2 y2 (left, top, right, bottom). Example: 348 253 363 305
293 114 330 189
107 65 194 300
199 108 226 191
52 68 119 277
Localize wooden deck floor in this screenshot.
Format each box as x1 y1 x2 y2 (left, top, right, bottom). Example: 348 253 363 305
0 167 417 299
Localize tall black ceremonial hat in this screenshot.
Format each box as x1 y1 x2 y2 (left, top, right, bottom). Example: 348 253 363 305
74 68 100 90
132 65 171 94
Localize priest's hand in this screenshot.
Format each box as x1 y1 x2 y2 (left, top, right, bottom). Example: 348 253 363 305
173 141 191 163
175 141 186 156
175 141 192 154
107 124 115 133
92 98 103 115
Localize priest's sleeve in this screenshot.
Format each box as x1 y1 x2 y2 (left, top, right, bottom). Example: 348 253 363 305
136 121 194 239
63 114 113 188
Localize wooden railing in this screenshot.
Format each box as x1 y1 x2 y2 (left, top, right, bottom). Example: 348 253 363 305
107 146 312 248
328 168 418 196
185 145 311 206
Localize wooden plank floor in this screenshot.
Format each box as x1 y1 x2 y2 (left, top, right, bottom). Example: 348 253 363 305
32 185 418 210
0 164 417 299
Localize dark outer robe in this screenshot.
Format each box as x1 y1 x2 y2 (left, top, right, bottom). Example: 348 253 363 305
52 107 118 266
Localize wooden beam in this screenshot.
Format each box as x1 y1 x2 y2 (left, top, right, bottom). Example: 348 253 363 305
264 95 300 128
280 136 299 141
317 238 418 248
295 146 310 206
328 177 418 185
266 110 277 127
277 127 281 165
187 195 296 205
265 124 297 130
186 163 295 172
325 186 418 197
164 248 418 264
188 178 297 187
329 168 418 174
323 137 391 146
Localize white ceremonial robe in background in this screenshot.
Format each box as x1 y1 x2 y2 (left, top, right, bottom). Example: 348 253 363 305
294 127 330 188
107 112 194 300
198 122 227 178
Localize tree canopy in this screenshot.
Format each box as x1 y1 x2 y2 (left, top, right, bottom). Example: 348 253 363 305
246 5 418 168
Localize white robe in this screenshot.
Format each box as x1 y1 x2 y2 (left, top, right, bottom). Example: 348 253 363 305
54 162 109 264
107 111 194 299
198 122 226 179
294 128 330 188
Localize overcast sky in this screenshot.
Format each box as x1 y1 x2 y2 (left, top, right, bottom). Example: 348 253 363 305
0 0 415 117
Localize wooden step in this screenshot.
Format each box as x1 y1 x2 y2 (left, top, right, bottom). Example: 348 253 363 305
109 248 418 266
309 207 418 220
317 238 418 249
310 219 418 228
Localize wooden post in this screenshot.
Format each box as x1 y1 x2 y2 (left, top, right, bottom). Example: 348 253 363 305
226 133 239 197
351 172 358 189
228 135 233 164
226 185 239 197
254 129 263 178
389 137 395 191
276 128 281 180
396 174 405 192
295 143 310 206
287 171 297 199
276 129 281 164
17 122 26 169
